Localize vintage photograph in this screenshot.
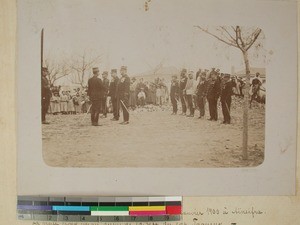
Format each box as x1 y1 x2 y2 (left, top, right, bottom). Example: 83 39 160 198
39 1 266 168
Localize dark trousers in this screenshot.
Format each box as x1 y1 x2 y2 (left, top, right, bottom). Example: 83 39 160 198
179 91 187 113
197 96 206 117
112 97 120 119
41 97 50 122
186 95 194 115
120 97 129 122
90 100 101 124
170 95 178 113
208 98 218 120
221 97 231 123
101 96 107 116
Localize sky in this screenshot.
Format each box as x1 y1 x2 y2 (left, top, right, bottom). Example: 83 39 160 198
20 0 266 83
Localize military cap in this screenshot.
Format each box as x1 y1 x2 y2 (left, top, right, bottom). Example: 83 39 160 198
111 69 117 73
223 73 230 78
121 66 127 70
102 71 108 75
92 67 99 73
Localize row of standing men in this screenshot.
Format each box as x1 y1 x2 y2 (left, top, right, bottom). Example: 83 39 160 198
170 68 233 124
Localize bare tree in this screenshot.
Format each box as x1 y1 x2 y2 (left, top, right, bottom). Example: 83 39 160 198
44 58 71 87
194 26 262 160
68 51 102 88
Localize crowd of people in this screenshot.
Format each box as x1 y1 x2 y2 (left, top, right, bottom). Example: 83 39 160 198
41 66 264 126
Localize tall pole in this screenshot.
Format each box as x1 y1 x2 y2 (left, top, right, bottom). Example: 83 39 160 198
41 28 44 75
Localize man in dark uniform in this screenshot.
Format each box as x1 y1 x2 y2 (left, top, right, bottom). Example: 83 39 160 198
221 74 233 124
41 67 52 124
179 68 188 115
101 71 110 118
251 72 262 98
170 75 180 115
87 67 103 126
117 66 130 125
206 71 221 121
108 69 120 121
196 72 208 119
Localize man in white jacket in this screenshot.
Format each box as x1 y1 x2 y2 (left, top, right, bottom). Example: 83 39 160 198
184 71 196 117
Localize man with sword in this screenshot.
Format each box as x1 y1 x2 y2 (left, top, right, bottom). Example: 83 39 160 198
87 67 103 126
117 66 130 125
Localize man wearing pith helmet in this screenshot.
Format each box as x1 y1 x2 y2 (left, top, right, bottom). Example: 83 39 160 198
87 67 103 126
117 66 130 125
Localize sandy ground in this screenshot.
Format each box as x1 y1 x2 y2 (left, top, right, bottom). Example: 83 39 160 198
42 97 265 168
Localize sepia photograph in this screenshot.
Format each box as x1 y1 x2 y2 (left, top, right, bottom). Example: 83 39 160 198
17 0 297 196
39 2 266 168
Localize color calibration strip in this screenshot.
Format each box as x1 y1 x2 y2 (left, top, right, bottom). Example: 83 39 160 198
17 196 182 222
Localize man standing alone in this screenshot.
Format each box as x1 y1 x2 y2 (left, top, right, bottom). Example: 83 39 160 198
41 67 52 124
87 67 103 126
117 66 130 125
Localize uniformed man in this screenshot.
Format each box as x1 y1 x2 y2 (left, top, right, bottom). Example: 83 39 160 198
117 66 130 125
179 68 188 115
206 71 221 121
196 72 208 119
170 75 180 115
221 74 233 124
41 67 52 124
251 72 262 98
101 71 110 118
108 69 120 121
87 67 103 126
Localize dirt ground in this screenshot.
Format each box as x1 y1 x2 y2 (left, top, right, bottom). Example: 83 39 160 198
42 97 265 168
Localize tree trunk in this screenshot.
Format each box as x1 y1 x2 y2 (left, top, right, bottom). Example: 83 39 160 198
242 50 250 160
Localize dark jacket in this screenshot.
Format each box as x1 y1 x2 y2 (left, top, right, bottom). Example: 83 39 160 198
206 78 221 100
117 75 130 99
102 78 110 97
221 80 233 101
170 80 180 97
196 80 208 98
108 77 119 99
41 76 52 99
87 76 103 101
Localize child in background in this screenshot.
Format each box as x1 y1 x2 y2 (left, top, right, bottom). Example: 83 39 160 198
137 88 146 107
67 91 75 114
60 91 68 114
51 92 61 115
73 93 82 114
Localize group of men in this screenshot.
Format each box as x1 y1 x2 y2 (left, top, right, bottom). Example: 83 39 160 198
41 66 130 126
88 66 130 126
170 68 235 124
42 66 263 126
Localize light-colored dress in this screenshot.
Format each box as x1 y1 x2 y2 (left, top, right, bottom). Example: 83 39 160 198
60 95 68 112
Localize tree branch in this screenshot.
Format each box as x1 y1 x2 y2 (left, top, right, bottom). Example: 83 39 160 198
194 26 238 48
245 28 262 51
